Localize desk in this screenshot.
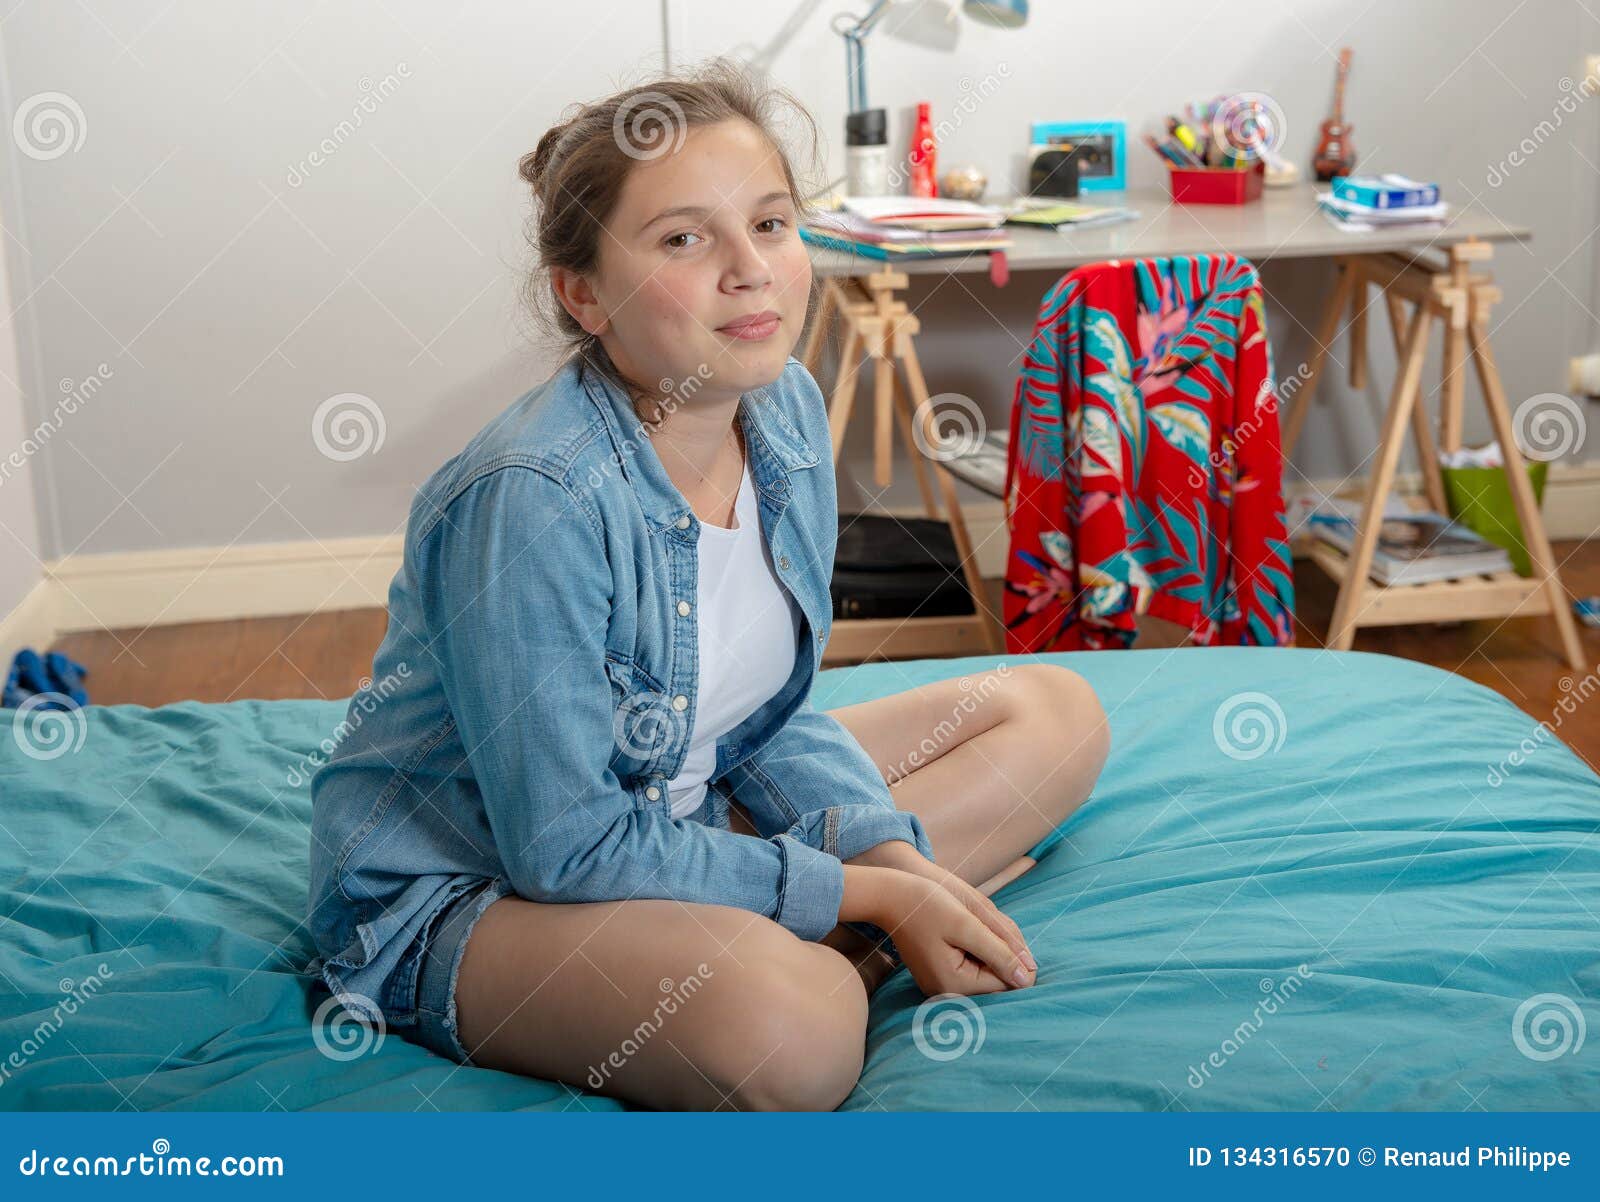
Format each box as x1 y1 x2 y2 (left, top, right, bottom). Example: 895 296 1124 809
807 182 1528 276
805 183 1584 670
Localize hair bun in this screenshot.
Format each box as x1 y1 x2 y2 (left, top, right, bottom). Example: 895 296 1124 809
519 122 568 190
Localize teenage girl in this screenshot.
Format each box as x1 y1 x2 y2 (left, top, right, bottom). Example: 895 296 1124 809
306 58 1110 1112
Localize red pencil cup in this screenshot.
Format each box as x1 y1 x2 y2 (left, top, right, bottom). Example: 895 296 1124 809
1168 161 1264 204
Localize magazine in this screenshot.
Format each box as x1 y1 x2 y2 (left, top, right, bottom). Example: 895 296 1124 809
1309 510 1512 585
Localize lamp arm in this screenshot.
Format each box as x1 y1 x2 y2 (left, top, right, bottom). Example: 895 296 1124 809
832 0 893 112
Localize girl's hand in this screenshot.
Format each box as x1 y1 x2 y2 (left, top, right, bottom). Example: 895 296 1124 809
876 871 1036 997
851 841 1036 977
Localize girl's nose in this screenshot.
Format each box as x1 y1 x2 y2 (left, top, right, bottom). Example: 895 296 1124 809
721 232 773 291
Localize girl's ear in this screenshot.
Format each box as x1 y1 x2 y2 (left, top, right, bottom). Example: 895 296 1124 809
551 266 610 336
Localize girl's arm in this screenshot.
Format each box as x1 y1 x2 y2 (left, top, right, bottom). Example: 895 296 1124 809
721 701 938 865
840 862 907 926
417 464 853 943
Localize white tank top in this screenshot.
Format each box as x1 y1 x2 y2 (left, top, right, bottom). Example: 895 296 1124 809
666 456 800 819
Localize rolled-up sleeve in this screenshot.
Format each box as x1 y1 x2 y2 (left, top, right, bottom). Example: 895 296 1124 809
722 701 936 865
417 465 846 942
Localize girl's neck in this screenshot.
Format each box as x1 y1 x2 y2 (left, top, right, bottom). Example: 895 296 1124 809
622 376 746 527
587 341 747 524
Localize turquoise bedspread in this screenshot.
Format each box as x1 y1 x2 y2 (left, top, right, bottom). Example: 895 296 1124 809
1 648 1595 1111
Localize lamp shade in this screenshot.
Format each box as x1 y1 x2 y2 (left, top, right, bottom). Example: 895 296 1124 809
962 0 1028 27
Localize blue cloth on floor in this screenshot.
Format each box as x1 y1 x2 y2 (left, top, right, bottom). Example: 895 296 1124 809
2 648 89 709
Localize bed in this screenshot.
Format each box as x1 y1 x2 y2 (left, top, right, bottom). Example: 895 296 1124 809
1 647 1595 1111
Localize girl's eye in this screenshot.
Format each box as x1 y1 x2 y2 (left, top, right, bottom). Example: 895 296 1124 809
756 216 788 234
664 231 703 250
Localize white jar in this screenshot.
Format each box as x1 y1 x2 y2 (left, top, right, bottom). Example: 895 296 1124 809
844 108 889 197
847 144 890 197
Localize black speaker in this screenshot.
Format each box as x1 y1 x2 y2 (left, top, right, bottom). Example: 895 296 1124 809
830 513 976 620
1027 146 1081 198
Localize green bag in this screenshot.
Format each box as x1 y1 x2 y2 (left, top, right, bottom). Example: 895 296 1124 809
1439 460 1549 577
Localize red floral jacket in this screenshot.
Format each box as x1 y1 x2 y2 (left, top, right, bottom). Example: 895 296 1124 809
1003 253 1295 650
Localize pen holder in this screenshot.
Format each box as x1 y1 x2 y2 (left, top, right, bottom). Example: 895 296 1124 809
1168 162 1264 204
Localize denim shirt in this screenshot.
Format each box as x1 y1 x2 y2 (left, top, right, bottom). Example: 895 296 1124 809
305 351 933 1020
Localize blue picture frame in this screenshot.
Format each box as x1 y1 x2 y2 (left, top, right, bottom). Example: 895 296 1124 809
1030 120 1126 192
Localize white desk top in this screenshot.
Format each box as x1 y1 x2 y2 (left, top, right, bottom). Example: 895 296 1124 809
806 182 1531 278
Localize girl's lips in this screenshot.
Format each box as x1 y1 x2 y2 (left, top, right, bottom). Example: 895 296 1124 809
717 313 780 341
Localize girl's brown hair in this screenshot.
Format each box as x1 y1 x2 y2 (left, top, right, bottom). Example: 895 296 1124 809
518 57 823 404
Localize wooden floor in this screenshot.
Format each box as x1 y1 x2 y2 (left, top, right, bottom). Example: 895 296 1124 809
52 539 1600 775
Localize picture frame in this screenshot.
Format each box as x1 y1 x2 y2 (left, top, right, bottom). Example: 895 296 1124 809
1029 120 1127 192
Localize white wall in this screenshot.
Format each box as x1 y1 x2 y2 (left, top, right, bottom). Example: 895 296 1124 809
0 0 1596 571
0 184 45 633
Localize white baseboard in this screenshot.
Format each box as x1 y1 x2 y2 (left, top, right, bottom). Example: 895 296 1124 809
0 578 59 671
2 462 1594 649
45 535 404 636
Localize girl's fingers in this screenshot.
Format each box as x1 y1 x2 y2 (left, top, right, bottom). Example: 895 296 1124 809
960 911 1034 988
962 885 1034 969
962 958 1010 995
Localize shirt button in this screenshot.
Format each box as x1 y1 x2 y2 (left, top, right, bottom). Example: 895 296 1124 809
675 515 691 529
778 555 791 570
671 694 689 711
645 785 661 801
677 600 691 617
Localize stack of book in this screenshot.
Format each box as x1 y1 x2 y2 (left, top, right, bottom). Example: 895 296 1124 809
1003 197 1139 231
800 196 1012 260
937 428 1009 497
1307 500 1512 586
1318 174 1449 233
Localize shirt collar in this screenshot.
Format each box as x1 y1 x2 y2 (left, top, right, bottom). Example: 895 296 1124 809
579 353 819 534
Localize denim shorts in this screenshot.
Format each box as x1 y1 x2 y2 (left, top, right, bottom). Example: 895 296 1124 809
408 877 515 1065
401 787 900 1067
403 791 734 1066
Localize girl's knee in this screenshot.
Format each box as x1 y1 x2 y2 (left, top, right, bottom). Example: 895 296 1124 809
1014 664 1110 759
702 940 867 1111
1002 666 1110 827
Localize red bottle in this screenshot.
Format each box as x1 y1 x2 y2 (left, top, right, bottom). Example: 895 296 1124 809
909 101 937 197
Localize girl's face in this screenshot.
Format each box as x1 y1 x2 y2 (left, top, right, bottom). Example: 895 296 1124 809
568 118 813 406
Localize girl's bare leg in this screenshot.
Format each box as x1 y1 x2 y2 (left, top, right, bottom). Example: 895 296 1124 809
730 663 1110 997
450 664 1109 1110
452 894 868 1111
723 800 899 997
822 662 1111 889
